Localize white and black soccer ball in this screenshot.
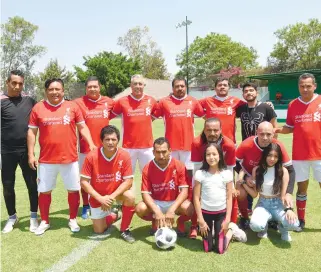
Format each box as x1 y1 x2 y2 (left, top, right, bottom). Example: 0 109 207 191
154 227 177 250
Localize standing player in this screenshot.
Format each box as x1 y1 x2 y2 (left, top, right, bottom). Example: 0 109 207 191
275 73 321 230
135 137 194 236
1 70 38 233
111 75 157 192
235 122 295 229
153 77 204 170
74 76 114 219
80 125 136 243
27 78 96 235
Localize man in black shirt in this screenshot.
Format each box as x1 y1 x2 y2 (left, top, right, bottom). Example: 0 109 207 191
1 70 38 233
236 82 278 141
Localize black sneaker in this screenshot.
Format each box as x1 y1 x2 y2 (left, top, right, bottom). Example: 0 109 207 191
238 217 250 230
294 219 305 232
121 229 135 243
268 220 278 230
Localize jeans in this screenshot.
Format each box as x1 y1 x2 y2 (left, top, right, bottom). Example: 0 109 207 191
250 197 299 233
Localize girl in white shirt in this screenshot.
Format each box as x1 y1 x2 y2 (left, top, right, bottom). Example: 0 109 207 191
193 143 246 253
242 143 299 242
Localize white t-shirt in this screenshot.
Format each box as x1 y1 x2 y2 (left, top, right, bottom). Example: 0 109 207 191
260 167 278 197
194 169 233 211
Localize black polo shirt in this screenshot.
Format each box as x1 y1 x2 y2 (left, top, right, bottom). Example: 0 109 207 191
1 94 36 154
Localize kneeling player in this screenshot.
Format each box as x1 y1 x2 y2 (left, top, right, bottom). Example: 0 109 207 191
135 137 194 236
80 125 136 243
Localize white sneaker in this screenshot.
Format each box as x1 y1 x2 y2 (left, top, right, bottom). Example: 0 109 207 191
257 225 268 239
30 218 39 233
2 217 19 234
68 219 80 233
281 231 292 242
35 221 50 236
229 222 247 242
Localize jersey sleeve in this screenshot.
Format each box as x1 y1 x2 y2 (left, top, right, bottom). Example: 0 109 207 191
177 164 189 189
74 104 85 124
151 100 163 118
277 140 292 166
224 144 236 167
191 141 203 162
265 105 277 121
285 101 294 128
28 107 39 128
222 170 233 185
235 141 246 162
141 165 152 194
122 153 134 180
80 154 93 179
193 99 205 117
111 99 122 116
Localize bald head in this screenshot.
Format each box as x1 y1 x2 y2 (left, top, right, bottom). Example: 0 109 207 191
257 121 274 147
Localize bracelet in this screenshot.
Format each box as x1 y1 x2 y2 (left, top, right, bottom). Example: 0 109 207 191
284 207 293 212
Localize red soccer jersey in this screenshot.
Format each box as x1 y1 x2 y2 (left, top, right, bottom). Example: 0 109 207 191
153 95 205 151
80 148 133 208
111 94 157 149
285 95 321 160
74 95 114 154
200 96 245 143
190 135 236 167
141 157 189 201
235 136 292 176
28 100 84 164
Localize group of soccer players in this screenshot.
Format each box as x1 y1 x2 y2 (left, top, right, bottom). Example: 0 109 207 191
1 69 320 247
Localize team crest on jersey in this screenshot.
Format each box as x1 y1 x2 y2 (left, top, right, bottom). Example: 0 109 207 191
147 99 151 105
172 169 177 177
169 179 175 190
118 160 123 168
189 100 192 105
63 108 71 125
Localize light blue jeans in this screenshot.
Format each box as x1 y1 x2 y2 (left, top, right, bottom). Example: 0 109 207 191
250 197 299 233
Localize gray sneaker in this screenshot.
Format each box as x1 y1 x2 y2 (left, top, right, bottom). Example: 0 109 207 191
121 230 135 243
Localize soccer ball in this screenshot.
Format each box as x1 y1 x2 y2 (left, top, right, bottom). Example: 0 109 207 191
154 227 177 250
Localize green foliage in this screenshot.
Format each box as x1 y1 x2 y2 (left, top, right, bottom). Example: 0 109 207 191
176 33 258 86
74 51 141 97
0 16 46 94
118 26 169 80
268 18 321 72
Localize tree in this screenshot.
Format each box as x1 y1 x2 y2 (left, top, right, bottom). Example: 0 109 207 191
1 16 46 93
118 26 169 79
74 51 141 97
268 18 321 72
176 33 258 86
35 59 75 100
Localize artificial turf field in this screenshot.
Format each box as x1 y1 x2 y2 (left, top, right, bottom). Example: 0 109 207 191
1 119 321 272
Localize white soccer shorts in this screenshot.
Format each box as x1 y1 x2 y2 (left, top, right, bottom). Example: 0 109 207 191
154 200 175 214
124 148 154 173
292 160 321 182
90 206 111 220
78 153 87 171
171 150 192 170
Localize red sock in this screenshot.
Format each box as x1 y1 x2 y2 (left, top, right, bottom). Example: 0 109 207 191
238 198 249 219
81 188 89 206
231 197 239 223
191 212 198 227
68 192 80 220
177 215 190 233
120 205 135 232
296 195 307 221
39 193 51 224
106 213 117 226
142 214 154 221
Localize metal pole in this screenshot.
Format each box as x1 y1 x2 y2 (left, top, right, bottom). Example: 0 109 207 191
186 16 189 94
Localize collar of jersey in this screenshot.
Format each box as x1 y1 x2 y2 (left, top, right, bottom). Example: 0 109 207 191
45 99 65 107
152 156 172 172
253 136 263 151
130 93 145 101
298 94 319 105
213 95 229 102
171 94 187 101
100 147 118 162
87 95 101 103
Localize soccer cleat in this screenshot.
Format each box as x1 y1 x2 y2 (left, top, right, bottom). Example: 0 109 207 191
81 205 90 219
228 222 247 242
68 219 80 233
29 218 39 233
189 226 198 239
294 219 305 232
149 220 157 236
120 229 135 243
35 221 50 236
2 217 19 234
238 217 250 230
257 225 268 239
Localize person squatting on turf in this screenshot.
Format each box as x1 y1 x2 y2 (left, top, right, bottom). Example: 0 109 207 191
1 70 39 233
80 125 136 243
242 143 300 241
135 137 194 237
193 143 246 254
27 78 96 235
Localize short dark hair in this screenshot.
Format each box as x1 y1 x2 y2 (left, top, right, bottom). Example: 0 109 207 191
153 137 170 149
85 76 101 87
242 82 257 92
45 78 64 89
7 70 24 81
214 77 230 87
201 118 222 144
172 77 187 88
200 143 226 172
100 125 120 141
299 73 316 84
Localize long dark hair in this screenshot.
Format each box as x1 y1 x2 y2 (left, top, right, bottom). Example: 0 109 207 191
255 143 284 195
200 143 226 172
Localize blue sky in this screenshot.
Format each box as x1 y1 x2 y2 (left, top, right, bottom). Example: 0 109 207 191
2 0 321 75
